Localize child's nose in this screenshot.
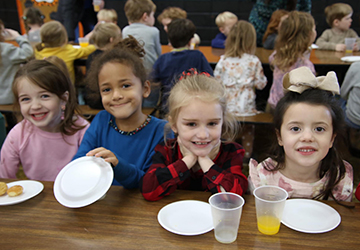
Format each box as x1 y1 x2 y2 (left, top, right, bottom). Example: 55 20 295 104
112 88 123 100
300 130 314 141
197 127 209 139
31 99 42 109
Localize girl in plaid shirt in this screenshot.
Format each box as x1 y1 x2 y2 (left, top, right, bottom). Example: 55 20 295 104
141 70 248 201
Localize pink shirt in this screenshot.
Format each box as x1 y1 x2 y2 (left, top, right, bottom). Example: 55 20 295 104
249 158 353 202
267 51 315 109
0 117 89 181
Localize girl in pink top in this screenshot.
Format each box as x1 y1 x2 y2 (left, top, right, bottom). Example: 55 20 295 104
267 11 317 111
250 67 353 202
0 60 89 181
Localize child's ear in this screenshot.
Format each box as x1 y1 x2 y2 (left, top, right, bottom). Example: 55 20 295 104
219 26 225 34
169 116 178 134
276 129 283 146
61 91 69 103
142 80 151 98
141 12 148 22
333 19 340 27
329 133 337 148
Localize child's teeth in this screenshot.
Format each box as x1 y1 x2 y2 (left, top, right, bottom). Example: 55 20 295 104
195 142 207 145
299 149 313 152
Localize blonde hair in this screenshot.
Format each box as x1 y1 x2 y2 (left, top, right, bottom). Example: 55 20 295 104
36 21 67 51
124 0 156 23
215 11 237 28
225 20 256 58
167 73 238 142
97 9 118 22
91 22 121 49
157 7 187 22
325 3 353 27
272 11 314 71
263 9 289 44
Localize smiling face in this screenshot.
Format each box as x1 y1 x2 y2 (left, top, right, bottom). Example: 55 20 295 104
17 78 67 133
98 62 150 129
277 103 335 171
171 98 223 157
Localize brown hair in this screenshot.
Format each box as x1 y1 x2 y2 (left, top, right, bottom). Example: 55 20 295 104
44 56 70 79
167 73 238 142
91 22 121 49
167 18 195 48
325 3 353 27
262 9 289 44
157 7 186 23
36 21 67 51
23 7 45 33
86 36 146 104
272 11 314 71
124 0 156 23
12 60 85 136
224 20 256 58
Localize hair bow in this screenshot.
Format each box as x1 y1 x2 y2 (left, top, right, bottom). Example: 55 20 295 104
283 66 340 95
178 68 211 81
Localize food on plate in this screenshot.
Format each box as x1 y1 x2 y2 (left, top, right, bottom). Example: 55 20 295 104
0 182 8 195
7 185 23 197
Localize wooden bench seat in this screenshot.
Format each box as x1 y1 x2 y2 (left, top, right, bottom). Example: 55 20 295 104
236 112 273 124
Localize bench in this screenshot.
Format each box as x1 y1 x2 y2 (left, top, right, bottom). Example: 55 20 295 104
236 112 273 124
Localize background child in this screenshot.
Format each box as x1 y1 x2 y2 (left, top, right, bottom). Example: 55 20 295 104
22 6 45 46
122 0 161 108
267 11 316 111
0 60 89 181
72 41 167 188
316 3 359 52
151 18 213 117
211 11 238 49
84 9 119 39
34 21 96 84
249 67 353 202
157 6 200 47
141 71 248 201
262 9 289 50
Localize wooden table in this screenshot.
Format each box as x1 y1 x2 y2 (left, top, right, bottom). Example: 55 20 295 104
0 179 358 249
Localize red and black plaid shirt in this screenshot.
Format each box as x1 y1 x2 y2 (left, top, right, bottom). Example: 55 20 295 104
140 139 248 201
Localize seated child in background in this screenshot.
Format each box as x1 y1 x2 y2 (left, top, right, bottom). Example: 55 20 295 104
316 3 359 52
22 6 45 46
211 11 238 49
141 71 248 201
122 0 161 108
249 67 353 202
267 11 316 111
85 22 122 109
0 60 89 181
151 18 213 116
73 38 168 188
157 6 200 47
214 20 267 160
85 9 119 40
262 9 288 50
34 21 96 84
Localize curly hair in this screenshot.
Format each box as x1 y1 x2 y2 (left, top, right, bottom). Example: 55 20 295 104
157 7 187 23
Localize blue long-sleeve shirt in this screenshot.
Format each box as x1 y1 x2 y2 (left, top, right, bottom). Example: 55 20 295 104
73 111 168 188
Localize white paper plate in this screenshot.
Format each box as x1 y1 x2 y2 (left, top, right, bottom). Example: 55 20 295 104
281 199 341 233
340 56 360 62
157 200 213 235
0 180 44 206
54 156 113 208
72 45 81 49
311 44 319 49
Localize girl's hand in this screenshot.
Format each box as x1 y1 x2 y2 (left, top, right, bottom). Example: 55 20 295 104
3 28 20 41
86 147 119 167
198 141 220 173
335 43 346 52
177 137 197 169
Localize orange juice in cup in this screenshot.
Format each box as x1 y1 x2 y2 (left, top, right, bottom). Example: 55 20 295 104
257 215 281 235
93 0 101 12
78 38 89 47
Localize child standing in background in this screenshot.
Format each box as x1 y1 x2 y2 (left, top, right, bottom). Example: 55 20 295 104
214 20 267 116
316 3 359 52
122 0 161 108
22 7 45 46
141 71 248 201
211 11 238 49
262 9 289 50
152 18 213 117
0 60 89 181
249 67 353 202
34 21 96 84
73 40 168 188
267 11 316 111
157 6 200 47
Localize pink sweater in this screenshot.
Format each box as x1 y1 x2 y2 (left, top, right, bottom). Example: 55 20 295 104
0 117 89 181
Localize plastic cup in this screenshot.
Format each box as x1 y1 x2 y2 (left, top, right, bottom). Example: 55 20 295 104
209 192 245 244
345 38 356 53
78 37 89 47
93 0 101 12
253 186 288 235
